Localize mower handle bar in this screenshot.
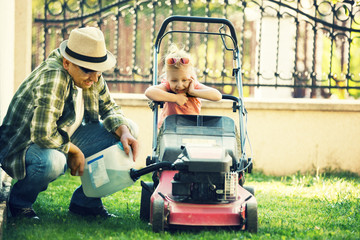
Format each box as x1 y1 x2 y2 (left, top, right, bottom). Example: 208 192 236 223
222 94 239 102
155 15 238 48
150 94 238 105
150 94 241 113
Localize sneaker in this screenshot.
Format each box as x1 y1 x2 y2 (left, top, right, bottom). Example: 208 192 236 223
69 202 116 218
8 203 39 220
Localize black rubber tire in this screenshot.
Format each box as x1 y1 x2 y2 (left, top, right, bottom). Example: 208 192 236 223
152 198 165 233
244 185 255 196
140 182 154 222
245 201 258 233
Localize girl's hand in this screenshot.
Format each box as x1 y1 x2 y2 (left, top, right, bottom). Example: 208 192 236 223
175 92 188 106
187 77 196 96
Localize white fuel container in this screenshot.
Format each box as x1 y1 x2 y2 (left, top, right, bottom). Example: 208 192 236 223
81 142 136 198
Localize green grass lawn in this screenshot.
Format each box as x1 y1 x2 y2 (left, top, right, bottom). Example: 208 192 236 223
4 170 360 240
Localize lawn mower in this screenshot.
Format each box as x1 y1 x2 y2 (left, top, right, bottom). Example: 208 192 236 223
139 15 257 233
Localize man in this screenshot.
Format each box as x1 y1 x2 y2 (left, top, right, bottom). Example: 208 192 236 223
0 27 139 219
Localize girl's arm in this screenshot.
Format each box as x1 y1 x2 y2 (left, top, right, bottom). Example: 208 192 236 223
188 82 222 101
145 84 188 106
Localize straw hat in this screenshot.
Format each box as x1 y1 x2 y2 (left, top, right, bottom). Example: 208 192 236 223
60 27 116 72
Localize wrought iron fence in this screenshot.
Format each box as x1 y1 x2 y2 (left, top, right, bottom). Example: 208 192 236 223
33 0 360 99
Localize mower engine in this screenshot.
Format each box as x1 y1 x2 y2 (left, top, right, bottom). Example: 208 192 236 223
172 145 239 203
154 115 241 203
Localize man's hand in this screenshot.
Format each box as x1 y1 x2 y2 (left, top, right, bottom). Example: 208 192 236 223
68 143 85 176
115 125 139 162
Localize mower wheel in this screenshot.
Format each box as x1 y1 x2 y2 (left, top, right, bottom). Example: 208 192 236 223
140 181 154 221
244 186 255 196
245 202 258 233
152 198 165 232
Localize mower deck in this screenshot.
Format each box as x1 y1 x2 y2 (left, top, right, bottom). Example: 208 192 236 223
150 170 257 231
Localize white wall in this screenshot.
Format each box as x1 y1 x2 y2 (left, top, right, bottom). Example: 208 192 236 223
0 1 15 124
14 0 32 90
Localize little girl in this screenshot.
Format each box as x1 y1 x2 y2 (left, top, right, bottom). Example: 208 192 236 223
145 44 222 128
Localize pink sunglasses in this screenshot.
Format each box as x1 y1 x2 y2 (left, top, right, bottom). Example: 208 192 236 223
166 57 190 65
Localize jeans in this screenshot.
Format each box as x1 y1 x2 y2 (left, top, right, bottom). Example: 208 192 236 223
9 122 119 209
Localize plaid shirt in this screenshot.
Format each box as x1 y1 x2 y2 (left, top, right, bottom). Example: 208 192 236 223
0 49 130 180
